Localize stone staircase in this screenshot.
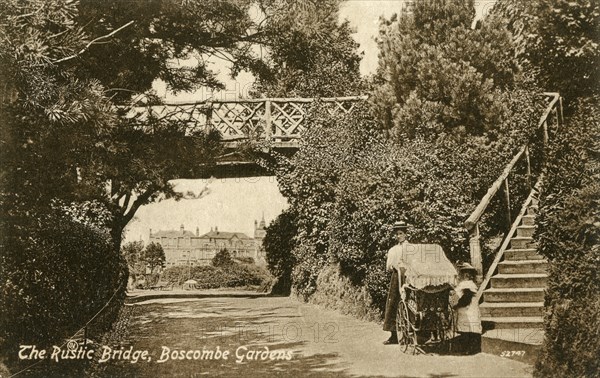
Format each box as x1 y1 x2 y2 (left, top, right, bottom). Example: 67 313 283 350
479 198 547 344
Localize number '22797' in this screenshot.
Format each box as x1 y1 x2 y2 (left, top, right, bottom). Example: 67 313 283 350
500 351 526 357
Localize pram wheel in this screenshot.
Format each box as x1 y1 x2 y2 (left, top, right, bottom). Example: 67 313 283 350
396 300 418 354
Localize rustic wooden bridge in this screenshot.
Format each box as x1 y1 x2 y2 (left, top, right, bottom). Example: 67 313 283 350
131 95 368 149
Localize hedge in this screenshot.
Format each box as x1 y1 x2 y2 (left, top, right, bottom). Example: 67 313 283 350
160 263 272 289
535 97 600 377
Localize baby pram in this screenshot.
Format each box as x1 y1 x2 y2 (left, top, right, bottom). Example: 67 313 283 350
392 244 458 354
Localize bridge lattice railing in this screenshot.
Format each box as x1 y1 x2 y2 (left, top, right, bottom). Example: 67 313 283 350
129 95 367 146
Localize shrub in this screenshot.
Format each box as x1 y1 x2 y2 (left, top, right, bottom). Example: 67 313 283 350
212 249 234 268
160 262 272 289
0 208 127 360
274 88 543 312
535 97 600 377
263 209 298 295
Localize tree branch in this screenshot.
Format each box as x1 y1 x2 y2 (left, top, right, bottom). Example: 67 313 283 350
120 186 157 226
51 21 135 65
121 192 131 215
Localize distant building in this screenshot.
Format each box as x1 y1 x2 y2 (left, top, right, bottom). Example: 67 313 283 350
150 217 268 267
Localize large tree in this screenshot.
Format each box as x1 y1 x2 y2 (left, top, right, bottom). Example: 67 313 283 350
143 242 166 274
251 0 364 97
372 0 519 137
491 0 600 102
0 0 365 360
1 0 366 250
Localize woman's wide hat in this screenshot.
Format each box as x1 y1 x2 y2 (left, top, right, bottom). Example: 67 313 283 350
392 221 408 230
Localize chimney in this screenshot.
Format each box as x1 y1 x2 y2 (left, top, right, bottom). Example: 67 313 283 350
215 226 218 233
149 228 152 237
180 224 184 233
196 227 199 236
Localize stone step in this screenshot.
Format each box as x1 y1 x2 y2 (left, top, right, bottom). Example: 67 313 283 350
504 249 544 261
527 205 538 216
480 302 544 318
481 316 543 329
483 288 545 303
516 225 536 237
498 260 548 274
511 236 537 249
491 273 548 289
482 329 543 365
521 214 536 226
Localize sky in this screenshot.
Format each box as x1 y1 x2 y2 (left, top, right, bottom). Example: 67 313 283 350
123 0 497 243
153 0 497 102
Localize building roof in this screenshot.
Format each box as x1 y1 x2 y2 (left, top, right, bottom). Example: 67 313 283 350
199 230 250 240
151 230 196 238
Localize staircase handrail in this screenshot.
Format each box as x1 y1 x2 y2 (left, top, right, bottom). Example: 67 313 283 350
464 92 562 279
474 180 542 302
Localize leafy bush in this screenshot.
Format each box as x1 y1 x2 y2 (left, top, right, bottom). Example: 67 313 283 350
535 97 600 377
160 262 272 289
274 87 543 311
492 0 600 102
0 208 127 360
372 0 518 135
212 249 234 268
263 209 298 295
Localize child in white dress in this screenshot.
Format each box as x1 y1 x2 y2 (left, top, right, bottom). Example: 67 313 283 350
453 262 482 354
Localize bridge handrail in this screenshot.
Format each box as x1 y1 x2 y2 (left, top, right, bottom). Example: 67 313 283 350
129 95 368 146
464 92 562 279
159 95 368 106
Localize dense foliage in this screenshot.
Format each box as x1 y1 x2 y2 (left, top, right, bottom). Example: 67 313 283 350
160 262 271 289
121 241 166 282
372 0 518 137
144 242 166 273
491 0 600 102
275 88 542 307
212 249 235 268
252 0 364 97
121 241 147 280
0 209 127 357
267 0 545 313
1 0 363 364
263 209 298 295
535 97 600 377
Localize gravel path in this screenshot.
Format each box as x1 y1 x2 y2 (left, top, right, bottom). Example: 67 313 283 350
98 296 533 377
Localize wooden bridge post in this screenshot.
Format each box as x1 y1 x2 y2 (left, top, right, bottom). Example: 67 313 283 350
264 100 272 142
469 223 483 283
